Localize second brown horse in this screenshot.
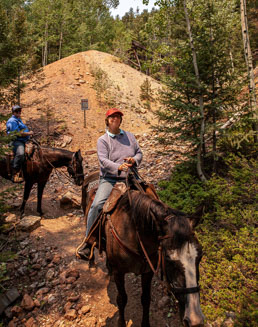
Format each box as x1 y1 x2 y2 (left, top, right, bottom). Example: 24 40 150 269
0 146 84 216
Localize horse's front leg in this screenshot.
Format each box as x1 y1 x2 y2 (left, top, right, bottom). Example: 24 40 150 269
114 272 127 327
37 181 47 216
141 271 154 327
20 181 33 217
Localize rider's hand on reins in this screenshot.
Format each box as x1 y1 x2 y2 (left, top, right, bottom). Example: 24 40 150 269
118 158 135 172
124 157 135 165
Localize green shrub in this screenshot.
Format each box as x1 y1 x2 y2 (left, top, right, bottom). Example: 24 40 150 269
158 154 257 324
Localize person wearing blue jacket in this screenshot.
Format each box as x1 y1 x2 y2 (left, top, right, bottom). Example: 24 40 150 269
6 105 34 182
76 108 143 260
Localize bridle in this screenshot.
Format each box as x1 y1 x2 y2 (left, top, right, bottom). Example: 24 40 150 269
160 214 200 295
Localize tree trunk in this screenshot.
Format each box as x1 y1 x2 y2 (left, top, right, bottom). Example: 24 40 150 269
229 49 235 73
59 29 63 60
17 68 21 106
240 0 257 140
43 21 48 67
183 0 207 182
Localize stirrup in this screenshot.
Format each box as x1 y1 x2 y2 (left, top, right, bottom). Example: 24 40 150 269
76 238 96 261
12 172 24 183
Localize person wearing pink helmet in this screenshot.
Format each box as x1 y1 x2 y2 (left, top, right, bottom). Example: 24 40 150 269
76 108 142 260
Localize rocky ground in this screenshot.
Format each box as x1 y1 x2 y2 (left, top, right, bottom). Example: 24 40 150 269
0 131 185 327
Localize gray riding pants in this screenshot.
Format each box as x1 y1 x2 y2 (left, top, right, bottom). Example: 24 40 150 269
12 140 25 170
86 177 119 238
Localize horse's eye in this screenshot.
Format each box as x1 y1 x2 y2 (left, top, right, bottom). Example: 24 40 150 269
165 257 176 266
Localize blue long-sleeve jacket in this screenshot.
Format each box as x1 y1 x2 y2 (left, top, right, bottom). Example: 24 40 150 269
6 115 30 142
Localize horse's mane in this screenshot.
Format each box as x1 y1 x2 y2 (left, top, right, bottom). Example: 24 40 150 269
119 190 193 249
41 147 73 155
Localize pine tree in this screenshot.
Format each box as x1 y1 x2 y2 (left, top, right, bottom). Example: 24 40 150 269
0 2 32 106
155 0 245 179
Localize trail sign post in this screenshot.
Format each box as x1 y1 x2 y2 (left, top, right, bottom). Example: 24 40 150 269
81 99 89 128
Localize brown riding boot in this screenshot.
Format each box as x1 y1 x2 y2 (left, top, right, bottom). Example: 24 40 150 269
12 170 24 183
76 238 96 261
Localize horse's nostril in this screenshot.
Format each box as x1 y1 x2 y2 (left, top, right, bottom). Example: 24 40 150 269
183 320 204 327
183 318 190 327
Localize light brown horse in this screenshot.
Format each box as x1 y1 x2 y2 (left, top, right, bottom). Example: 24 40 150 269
81 174 204 327
0 146 84 216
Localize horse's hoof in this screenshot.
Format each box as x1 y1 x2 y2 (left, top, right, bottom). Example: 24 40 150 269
20 212 25 219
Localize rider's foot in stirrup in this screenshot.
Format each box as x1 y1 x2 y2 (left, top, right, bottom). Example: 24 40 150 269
12 171 24 183
76 242 91 261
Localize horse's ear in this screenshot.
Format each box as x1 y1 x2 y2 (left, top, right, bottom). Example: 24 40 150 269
75 149 81 158
188 216 201 229
188 205 204 229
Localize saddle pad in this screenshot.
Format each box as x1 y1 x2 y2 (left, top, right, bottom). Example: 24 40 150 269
25 142 35 158
83 171 99 192
103 182 127 213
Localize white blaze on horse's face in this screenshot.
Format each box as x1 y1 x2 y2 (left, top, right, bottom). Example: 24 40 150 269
169 242 198 287
168 242 205 327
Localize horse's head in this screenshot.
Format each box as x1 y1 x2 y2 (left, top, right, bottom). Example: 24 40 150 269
129 192 205 326
161 212 205 327
68 150 84 186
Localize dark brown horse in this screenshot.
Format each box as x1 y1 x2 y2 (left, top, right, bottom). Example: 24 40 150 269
82 175 204 327
0 146 84 216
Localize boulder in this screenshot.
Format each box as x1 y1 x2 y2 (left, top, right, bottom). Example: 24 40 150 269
79 305 90 315
0 288 20 315
5 213 17 223
25 317 36 327
64 309 77 321
63 135 73 145
60 192 81 209
17 216 41 232
21 294 35 311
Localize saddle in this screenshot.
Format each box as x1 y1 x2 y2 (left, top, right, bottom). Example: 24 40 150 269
84 172 159 259
81 171 100 216
6 142 37 178
103 182 128 213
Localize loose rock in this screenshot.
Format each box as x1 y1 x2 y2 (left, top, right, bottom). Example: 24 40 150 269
21 294 35 311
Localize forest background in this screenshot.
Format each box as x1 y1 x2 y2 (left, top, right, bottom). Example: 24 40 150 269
0 0 257 326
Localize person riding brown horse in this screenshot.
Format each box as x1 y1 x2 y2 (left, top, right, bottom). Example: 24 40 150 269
76 108 143 260
6 104 34 183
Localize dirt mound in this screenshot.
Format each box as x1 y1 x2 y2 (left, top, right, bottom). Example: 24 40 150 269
20 50 163 152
